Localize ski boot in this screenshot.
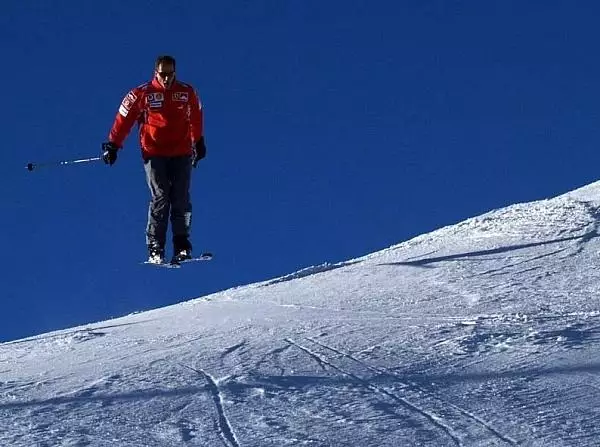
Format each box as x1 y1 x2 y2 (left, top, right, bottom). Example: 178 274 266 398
147 244 165 264
172 236 193 264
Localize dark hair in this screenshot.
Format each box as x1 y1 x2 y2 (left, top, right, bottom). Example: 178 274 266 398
155 55 176 70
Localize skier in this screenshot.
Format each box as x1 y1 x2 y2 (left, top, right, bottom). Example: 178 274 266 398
102 55 206 264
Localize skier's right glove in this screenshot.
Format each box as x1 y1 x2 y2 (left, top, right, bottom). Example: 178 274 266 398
102 142 119 166
192 137 206 168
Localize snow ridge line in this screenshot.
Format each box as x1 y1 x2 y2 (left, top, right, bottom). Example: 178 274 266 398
306 337 518 446
178 363 240 447
284 338 463 447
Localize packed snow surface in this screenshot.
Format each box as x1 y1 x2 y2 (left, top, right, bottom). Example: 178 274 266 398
3 182 600 446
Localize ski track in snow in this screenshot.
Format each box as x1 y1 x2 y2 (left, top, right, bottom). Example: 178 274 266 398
304 337 518 446
220 340 248 360
284 337 465 446
179 363 240 447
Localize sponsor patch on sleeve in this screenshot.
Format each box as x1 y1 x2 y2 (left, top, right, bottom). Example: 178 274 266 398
119 91 137 117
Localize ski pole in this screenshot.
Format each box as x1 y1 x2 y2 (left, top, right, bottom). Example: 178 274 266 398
25 156 102 172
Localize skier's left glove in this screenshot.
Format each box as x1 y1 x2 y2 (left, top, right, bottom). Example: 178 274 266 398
102 142 119 166
192 137 206 168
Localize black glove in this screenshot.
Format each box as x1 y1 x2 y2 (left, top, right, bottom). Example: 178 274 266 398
102 142 119 166
192 137 206 168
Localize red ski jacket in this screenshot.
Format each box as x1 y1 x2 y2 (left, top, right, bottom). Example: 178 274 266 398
108 78 203 159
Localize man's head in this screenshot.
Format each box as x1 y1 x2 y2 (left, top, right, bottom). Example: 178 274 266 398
155 55 176 88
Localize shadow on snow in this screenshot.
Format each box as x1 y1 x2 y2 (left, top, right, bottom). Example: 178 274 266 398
383 231 599 268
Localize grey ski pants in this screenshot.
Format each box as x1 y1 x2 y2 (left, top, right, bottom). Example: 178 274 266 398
143 155 192 248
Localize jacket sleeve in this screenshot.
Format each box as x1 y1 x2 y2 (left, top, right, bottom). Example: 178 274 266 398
189 89 204 143
108 88 144 148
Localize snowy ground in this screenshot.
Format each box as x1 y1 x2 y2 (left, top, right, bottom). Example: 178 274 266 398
3 181 600 446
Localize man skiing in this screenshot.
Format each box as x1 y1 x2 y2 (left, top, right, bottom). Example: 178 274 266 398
102 55 206 264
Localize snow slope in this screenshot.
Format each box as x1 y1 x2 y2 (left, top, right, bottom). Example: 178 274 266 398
3 181 600 446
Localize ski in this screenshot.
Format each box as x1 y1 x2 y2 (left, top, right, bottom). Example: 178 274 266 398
143 252 213 268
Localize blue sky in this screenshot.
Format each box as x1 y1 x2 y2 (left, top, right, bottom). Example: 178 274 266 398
2 1 600 342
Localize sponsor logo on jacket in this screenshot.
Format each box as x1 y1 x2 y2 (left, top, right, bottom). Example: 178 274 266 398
146 92 164 108
172 92 189 102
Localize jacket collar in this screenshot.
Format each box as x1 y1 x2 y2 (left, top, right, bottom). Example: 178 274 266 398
151 77 177 90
